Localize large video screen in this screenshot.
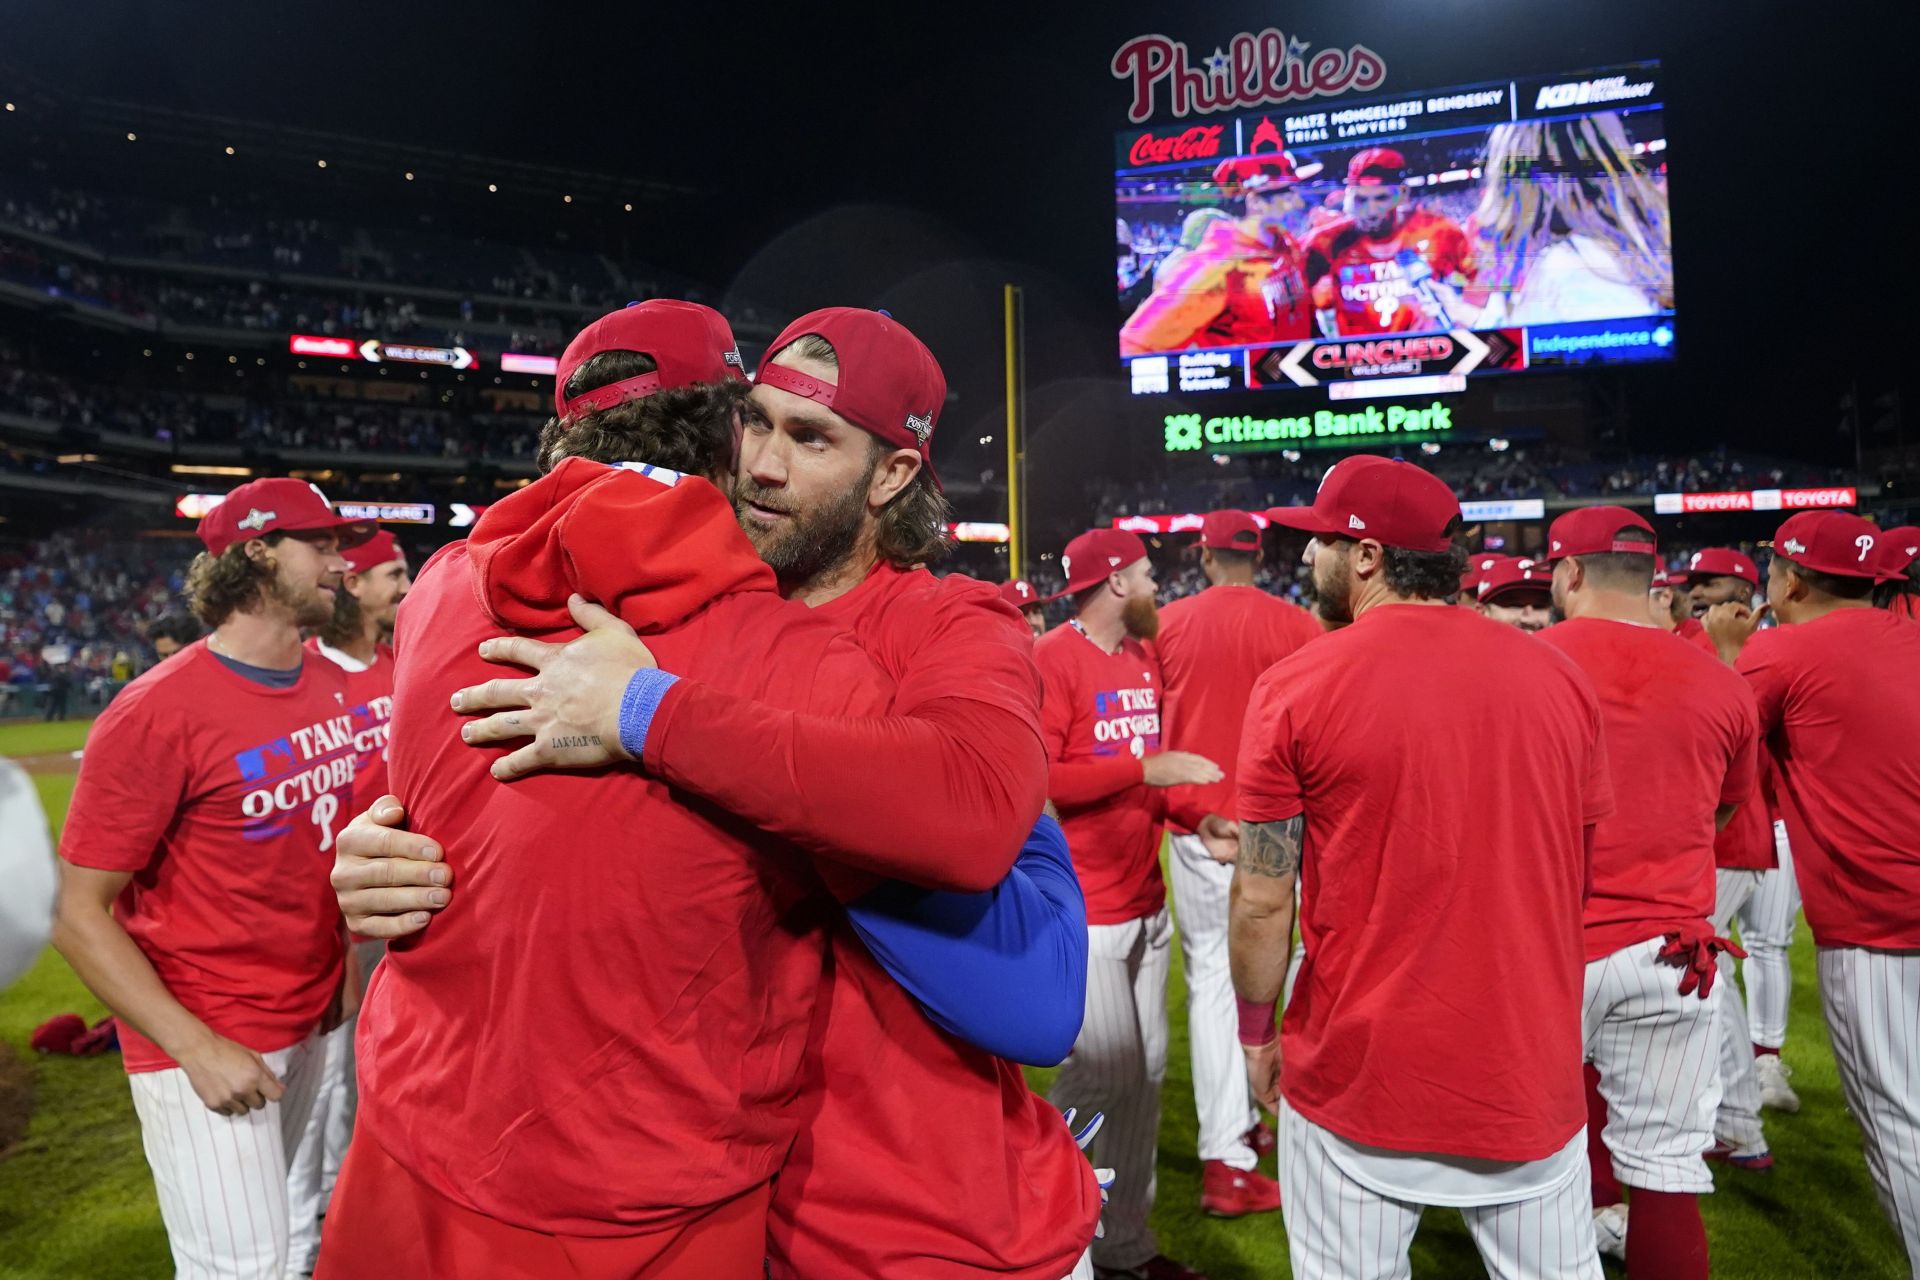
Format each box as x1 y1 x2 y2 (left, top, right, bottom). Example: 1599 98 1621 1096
1116 62 1671 396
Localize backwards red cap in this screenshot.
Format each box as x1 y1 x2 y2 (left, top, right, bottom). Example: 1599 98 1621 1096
1052 529 1148 601
755 307 947 489
1213 153 1317 196
1267 455 1460 553
342 529 403 576
1346 147 1408 186
1544 505 1657 563
197 478 374 558
1876 526 1920 577
998 579 1044 610
554 300 744 419
1773 511 1896 582
1200 509 1263 550
1683 547 1759 587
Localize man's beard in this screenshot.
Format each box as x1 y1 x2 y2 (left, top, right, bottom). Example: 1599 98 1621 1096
733 476 869 588
1314 550 1355 626
1121 593 1160 642
275 575 335 629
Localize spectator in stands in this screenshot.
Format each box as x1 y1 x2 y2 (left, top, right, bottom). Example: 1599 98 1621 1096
146 612 203 662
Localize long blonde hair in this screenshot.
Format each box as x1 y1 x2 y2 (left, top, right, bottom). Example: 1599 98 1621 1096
1472 112 1673 308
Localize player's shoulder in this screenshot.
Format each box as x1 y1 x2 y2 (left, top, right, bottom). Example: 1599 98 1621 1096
1306 217 1357 254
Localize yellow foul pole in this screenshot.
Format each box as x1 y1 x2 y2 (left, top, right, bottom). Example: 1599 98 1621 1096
1003 283 1022 579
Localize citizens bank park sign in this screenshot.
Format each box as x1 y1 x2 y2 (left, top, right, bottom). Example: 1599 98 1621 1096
1111 27 1387 123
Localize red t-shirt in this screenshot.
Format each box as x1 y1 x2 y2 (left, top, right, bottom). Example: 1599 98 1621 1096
1305 208 1475 336
1034 625 1167 925
1738 608 1920 948
60 641 355 1073
1675 616 1706 644
1157 585 1320 834
766 565 1100 1280
355 461 892 1237
305 639 396 803
1237 605 1611 1160
1540 619 1757 960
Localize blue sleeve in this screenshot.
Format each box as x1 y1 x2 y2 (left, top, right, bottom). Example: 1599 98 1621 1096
843 815 1088 1066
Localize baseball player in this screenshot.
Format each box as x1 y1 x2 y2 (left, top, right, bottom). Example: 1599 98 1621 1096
331 307 1103 1279
1539 506 1756 1280
1036 526 1232 1279
1476 556 1554 631
146 610 203 661
1706 510 1920 1273
51 477 371 1280
1120 152 1317 356
1875 526 1920 619
286 527 409 1271
1648 565 1683 632
1001 577 1049 638
1689 547 1804 1133
1154 509 1318 1216
1236 455 1610 1280
1456 552 1509 607
1303 148 1476 337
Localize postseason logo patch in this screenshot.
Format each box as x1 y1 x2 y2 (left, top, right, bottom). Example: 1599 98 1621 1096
905 411 934 445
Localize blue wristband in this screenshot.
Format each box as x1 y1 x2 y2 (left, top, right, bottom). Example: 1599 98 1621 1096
617 669 680 759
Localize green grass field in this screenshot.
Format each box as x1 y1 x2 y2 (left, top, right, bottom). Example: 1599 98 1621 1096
0 717 1907 1278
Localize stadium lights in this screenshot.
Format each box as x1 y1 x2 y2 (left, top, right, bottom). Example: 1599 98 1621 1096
1420 442 1443 456
5 102 16 112
623 203 633 212
184 352 195 360
317 159 328 169
126 132 137 141
142 349 153 357
978 435 993 445
487 183 498 193
563 194 573 204
405 171 415 181
1488 438 1511 452
56 454 101 464
224 145 235 155
170 464 251 476
227 355 238 364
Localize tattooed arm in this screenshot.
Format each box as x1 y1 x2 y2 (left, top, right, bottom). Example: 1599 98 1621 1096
1229 815 1303 1108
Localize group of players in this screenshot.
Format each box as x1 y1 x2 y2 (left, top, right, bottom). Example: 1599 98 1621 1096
44 294 1920 1280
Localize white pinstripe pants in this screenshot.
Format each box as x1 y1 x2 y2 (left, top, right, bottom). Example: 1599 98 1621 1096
286 1016 356 1274
1582 938 1720 1193
1168 833 1262 1170
1049 906 1172 1272
1740 825 1800 1047
1277 1101 1602 1280
1817 946 1920 1274
128 1032 325 1280
1711 871 1769 1147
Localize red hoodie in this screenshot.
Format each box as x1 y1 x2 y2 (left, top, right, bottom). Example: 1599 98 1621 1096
353 457 892 1236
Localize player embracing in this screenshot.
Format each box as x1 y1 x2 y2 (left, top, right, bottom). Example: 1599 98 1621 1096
1120 152 1316 356
1706 511 1920 1273
1233 455 1610 1280
51 478 371 1280
1304 147 1476 337
1538 507 1757 1280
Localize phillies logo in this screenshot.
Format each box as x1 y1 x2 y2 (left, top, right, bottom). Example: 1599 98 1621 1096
1112 27 1387 124
1127 124 1225 166
1855 533 1876 563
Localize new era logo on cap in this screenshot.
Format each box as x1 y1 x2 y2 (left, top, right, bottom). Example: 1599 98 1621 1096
1348 514 1367 531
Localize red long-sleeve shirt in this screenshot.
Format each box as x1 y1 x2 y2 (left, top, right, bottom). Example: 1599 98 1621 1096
641 562 1046 891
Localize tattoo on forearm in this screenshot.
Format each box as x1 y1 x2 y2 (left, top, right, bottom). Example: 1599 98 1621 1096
1239 817 1303 879
551 735 602 750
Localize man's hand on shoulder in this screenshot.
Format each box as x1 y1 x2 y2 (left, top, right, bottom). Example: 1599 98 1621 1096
454 595 655 780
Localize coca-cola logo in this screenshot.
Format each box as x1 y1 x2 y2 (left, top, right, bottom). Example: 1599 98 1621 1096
1113 27 1387 124
1127 124 1226 166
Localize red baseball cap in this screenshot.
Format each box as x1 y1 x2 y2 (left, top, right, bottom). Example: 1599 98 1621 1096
1772 511 1897 582
1200 509 1263 551
1213 153 1313 196
1052 529 1148 600
1478 558 1554 605
1346 147 1408 186
197 478 374 558
1460 552 1511 595
1651 564 1677 588
1875 526 1920 577
1543 505 1657 563
554 300 744 419
342 529 403 575
1683 548 1759 587
1267 455 1460 553
755 307 948 488
998 579 1044 610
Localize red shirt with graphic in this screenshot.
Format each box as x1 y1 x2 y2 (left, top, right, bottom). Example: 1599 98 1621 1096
59 641 355 1072
1121 219 1313 354
1034 624 1170 924
305 638 396 803
1305 207 1475 336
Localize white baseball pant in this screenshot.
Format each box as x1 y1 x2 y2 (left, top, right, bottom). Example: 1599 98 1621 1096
1062 1249 1095 1279
1277 1100 1602 1280
1817 946 1920 1274
286 1016 356 1273
1739 823 1800 1048
1582 937 1720 1193
1710 870 1767 1148
1168 832 1262 1170
1049 905 1172 1273
127 1032 325 1280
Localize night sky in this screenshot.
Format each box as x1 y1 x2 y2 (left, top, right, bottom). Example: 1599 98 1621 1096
3 0 1910 496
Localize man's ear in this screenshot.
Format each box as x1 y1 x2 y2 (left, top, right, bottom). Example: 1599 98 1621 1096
867 447 921 510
